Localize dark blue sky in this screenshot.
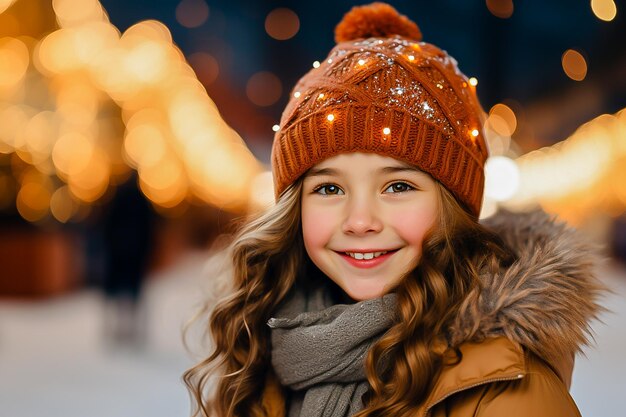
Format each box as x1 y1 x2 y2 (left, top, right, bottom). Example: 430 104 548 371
99 0 625 156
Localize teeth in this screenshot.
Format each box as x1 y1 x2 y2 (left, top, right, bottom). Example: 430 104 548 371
345 251 388 260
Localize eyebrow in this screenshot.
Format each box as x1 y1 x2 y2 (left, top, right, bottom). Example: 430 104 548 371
306 164 423 178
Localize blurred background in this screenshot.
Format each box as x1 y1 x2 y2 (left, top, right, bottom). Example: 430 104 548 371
0 0 625 416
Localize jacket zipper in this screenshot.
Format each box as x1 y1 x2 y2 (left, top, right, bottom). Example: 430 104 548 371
423 373 525 417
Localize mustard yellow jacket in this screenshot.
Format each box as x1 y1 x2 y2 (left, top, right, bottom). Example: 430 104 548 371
261 337 578 417
260 209 603 416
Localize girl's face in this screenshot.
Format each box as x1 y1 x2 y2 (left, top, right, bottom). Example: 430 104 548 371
301 152 440 302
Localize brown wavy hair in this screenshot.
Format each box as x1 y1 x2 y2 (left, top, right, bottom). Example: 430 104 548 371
183 174 516 417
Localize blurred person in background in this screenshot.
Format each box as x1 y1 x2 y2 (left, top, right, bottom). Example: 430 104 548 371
102 172 156 347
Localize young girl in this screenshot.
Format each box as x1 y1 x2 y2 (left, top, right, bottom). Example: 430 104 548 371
184 3 604 416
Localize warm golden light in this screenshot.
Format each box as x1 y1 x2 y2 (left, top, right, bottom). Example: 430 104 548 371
2 0 266 219
23 111 57 164
484 156 520 201
591 0 617 21
383 127 391 135
67 148 110 202
471 129 479 137
327 114 335 122
0 105 29 153
55 81 99 126
50 185 78 223
138 158 187 207
265 7 300 41
52 0 106 28
408 55 415 61
123 40 170 84
124 124 167 168
0 0 18 14
562 49 588 81
487 103 517 136
16 179 53 223
124 19 172 43
0 37 29 89
358 59 366 66
248 171 274 212
52 132 95 177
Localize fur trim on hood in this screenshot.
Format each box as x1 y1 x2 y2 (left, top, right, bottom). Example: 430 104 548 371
448 207 607 370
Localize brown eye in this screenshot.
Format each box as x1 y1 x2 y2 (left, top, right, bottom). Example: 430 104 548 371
385 182 414 193
315 184 344 195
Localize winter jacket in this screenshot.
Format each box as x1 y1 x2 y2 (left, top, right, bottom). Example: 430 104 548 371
260 208 605 416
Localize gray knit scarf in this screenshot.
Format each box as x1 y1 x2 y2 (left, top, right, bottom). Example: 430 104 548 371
267 284 397 417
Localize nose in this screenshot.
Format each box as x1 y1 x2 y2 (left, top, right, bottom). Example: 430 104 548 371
341 197 383 235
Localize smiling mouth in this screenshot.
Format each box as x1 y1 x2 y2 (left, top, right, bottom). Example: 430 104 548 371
334 248 400 269
334 248 400 260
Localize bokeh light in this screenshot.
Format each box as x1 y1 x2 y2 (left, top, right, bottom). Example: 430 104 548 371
49 185 79 223
16 171 54 222
248 171 274 212
562 49 588 81
484 156 520 201
246 71 283 107
187 52 219 85
591 0 617 22
485 0 514 19
175 0 209 29
0 0 18 14
52 0 106 28
0 37 29 90
487 103 517 137
265 8 300 41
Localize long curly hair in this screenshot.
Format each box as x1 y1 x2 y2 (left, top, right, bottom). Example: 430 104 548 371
183 174 516 417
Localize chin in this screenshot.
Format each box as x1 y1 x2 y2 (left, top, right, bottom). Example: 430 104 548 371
342 282 388 302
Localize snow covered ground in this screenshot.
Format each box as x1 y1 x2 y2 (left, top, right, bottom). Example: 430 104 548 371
0 251 624 417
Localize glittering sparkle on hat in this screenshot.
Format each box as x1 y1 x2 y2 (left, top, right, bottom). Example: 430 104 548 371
358 59 366 66
294 91 301 98
471 129 479 137
327 114 335 122
469 77 478 86
383 127 391 135
313 61 320 68
272 124 280 132
318 93 325 100
327 59 333 64
408 55 415 61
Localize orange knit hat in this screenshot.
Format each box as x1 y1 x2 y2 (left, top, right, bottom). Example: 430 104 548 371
271 2 489 216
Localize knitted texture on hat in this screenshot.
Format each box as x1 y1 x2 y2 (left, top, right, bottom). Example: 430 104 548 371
271 3 489 216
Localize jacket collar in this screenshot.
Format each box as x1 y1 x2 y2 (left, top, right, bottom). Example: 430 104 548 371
423 337 526 414
445 208 605 379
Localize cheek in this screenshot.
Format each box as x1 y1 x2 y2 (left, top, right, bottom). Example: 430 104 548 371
301 205 336 251
391 205 438 247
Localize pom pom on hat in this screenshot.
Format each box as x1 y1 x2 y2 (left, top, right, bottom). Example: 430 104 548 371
335 2 422 43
